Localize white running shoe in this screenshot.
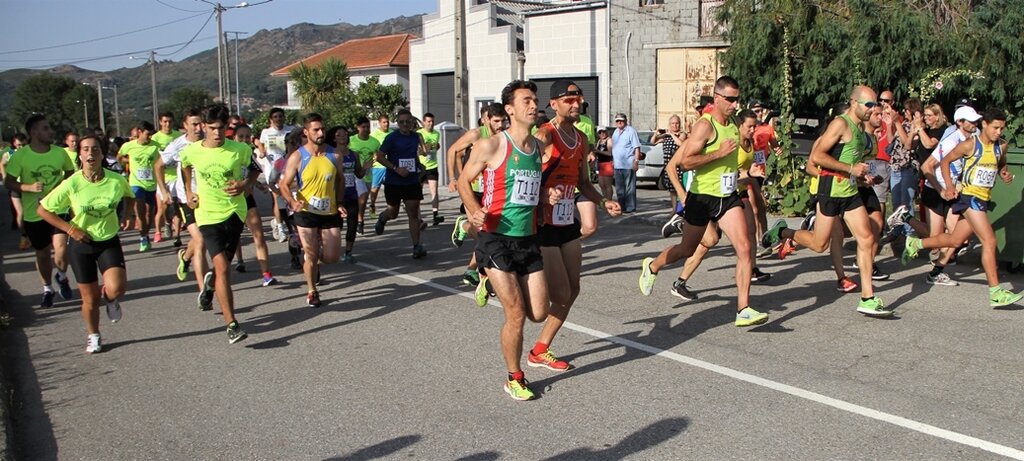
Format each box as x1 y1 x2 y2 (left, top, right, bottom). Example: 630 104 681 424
85 334 101 354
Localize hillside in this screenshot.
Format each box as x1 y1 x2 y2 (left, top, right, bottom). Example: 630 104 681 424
0 15 423 123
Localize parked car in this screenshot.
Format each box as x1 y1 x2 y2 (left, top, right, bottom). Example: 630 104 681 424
635 131 668 189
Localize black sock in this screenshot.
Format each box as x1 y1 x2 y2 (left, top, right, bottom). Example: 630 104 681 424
929 265 945 277
676 277 686 285
861 297 873 302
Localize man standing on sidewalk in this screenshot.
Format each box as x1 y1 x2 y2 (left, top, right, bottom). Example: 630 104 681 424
611 113 641 213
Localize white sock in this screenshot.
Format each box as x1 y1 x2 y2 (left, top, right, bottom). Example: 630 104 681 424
43 284 53 293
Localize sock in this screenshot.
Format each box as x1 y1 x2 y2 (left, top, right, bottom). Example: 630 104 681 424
433 209 439 217
43 284 53 293
508 371 524 382
929 265 944 277
676 277 686 285
861 297 873 302
531 342 548 356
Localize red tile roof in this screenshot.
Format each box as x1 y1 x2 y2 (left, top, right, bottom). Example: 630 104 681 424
270 33 413 77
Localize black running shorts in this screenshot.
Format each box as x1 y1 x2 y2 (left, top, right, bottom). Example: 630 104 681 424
537 221 582 247
475 231 544 276
199 214 244 259
68 236 125 284
683 192 743 227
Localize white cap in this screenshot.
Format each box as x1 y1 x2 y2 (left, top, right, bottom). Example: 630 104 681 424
953 106 981 123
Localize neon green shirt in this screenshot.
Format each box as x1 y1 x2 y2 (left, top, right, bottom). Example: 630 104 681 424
119 140 160 191
575 115 597 147
690 114 740 198
41 169 131 241
349 135 381 184
370 129 390 168
152 130 181 184
179 139 252 226
417 128 440 170
5 145 74 222
65 147 80 170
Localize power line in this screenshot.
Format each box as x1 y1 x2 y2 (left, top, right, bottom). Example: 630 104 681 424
154 0 207 13
0 12 209 56
156 11 216 57
16 36 217 70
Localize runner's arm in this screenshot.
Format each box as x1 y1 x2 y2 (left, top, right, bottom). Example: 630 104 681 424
278 151 303 211
447 129 480 182
457 136 496 219
809 118 868 177
154 156 171 203
679 119 734 170
938 139 973 197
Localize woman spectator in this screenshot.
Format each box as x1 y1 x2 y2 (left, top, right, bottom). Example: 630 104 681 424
886 98 924 238
594 128 614 201
650 114 687 215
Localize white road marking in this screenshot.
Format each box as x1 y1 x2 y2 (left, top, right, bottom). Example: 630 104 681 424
358 262 1024 460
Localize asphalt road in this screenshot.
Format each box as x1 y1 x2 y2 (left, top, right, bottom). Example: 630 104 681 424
3 186 1024 460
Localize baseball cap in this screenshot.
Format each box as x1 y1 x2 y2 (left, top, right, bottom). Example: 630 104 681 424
549 80 582 100
953 106 981 123
614 113 627 122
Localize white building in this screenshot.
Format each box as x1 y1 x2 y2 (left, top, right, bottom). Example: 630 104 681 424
409 0 609 127
271 34 413 110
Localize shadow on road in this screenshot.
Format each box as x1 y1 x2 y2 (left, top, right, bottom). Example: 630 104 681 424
325 434 421 460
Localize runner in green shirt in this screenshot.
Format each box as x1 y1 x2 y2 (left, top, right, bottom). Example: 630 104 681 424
117 120 160 252
180 105 258 345
368 114 392 216
417 112 445 226
38 135 133 354
349 116 380 234
3 114 75 308
152 111 183 245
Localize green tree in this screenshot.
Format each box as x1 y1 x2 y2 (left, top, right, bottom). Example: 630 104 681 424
61 84 99 132
162 87 213 120
8 73 79 136
289 58 353 116
354 76 408 120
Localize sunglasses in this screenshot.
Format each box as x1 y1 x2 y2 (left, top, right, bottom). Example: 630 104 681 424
879 98 894 104
857 99 879 109
715 92 740 103
559 96 583 105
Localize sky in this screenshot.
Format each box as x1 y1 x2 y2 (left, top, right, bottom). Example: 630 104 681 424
0 0 438 72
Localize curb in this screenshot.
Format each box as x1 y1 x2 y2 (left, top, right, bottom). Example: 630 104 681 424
0 262 13 461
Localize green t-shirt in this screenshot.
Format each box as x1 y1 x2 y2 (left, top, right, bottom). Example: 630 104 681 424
179 139 253 226
41 169 131 241
417 128 440 170
119 140 161 191
349 135 381 184
65 147 80 170
575 115 597 147
151 130 181 151
370 129 390 168
5 145 74 222
690 114 740 198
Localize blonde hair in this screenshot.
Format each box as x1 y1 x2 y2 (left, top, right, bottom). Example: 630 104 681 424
924 104 947 128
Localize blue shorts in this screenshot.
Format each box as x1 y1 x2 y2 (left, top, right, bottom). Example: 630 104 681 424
371 167 387 189
131 186 157 206
951 194 989 215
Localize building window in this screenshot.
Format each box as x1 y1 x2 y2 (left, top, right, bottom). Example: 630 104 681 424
642 0 665 6
699 0 727 37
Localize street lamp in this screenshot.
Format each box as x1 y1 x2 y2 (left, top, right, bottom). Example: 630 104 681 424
225 30 248 115
83 81 105 135
75 99 89 128
102 85 120 137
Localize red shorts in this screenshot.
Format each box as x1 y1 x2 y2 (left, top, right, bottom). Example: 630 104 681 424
598 162 613 177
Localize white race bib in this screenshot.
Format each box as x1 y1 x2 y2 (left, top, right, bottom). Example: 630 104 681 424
399 158 416 173
307 196 330 212
552 198 575 226
344 172 356 188
868 161 879 177
971 166 997 188
720 172 738 195
754 150 767 165
511 175 540 206
135 167 154 181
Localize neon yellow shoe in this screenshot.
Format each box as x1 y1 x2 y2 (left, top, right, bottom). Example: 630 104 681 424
475 274 490 307
990 286 1023 308
639 257 656 296
902 236 921 266
856 297 893 317
504 377 535 401
735 307 768 327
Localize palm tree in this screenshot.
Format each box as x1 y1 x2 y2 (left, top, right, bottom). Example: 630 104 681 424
288 58 352 114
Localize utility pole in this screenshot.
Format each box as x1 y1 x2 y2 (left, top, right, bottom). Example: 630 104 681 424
454 0 468 127
110 85 121 136
78 100 89 128
149 51 158 123
96 83 106 135
226 31 247 116
215 3 226 103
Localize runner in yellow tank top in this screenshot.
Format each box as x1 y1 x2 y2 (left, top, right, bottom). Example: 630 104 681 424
637 76 769 327
902 108 1023 308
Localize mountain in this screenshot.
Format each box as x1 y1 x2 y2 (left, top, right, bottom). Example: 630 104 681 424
0 15 423 123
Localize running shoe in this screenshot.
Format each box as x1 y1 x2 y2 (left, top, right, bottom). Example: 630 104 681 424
926 273 958 286
639 257 657 296
153 231 163 243
956 242 971 258
756 247 774 259
55 272 73 300
235 262 246 273
276 222 289 243
451 216 468 247
357 221 365 235
104 293 122 323
475 275 490 307
176 249 189 281
412 244 427 259
778 238 796 260
462 269 480 286
18 236 30 251
751 267 771 283
528 349 570 371
669 279 697 301
41 290 55 308
433 214 445 226
290 254 303 271
342 252 356 264
886 204 911 229
227 321 247 344
198 271 215 311
271 219 282 242
504 377 535 401
837 276 858 293
163 224 173 237
139 237 150 252
857 297 893 317
902 235 922 266
173 236 182 248
800 211 816 231
735 307 769 327
85 334 102 354
871 266 890 281
262 275 278 287
306 290 322 308
374 214 387 235
369 208 377 219
990 287 1023 308
761 220 788 249
661 214 683 238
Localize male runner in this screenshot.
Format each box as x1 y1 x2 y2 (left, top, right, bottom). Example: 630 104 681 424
63 131 79 168
374 109 428 259
180 105 257 344
230 124 277 287
637 77 768 327
4 114 75 307
152 111 182 245
528 81 621 371
279 113 347 307
418 112 445 226
368 114 392 217
762 85 892 317
350 116 381 235
459 80 554 401
118 121 160 252
255 107 293 242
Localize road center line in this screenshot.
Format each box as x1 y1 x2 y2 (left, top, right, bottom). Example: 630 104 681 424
357 262 1024 460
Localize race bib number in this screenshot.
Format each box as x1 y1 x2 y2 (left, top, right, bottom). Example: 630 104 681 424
344 172 356 188
754 150 767 165
868 161 879 177
720 172 738 195
399 158 416 173
971 167 997 188
511 175 540 206
552 198 575 226
135 167 154 181
308 196 330 212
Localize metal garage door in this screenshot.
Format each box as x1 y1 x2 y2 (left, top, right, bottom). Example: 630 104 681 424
424 72 455 125
532 77 599 121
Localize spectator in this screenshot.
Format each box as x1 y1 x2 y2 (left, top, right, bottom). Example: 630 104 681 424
611 113 641 213
886 98 924 238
